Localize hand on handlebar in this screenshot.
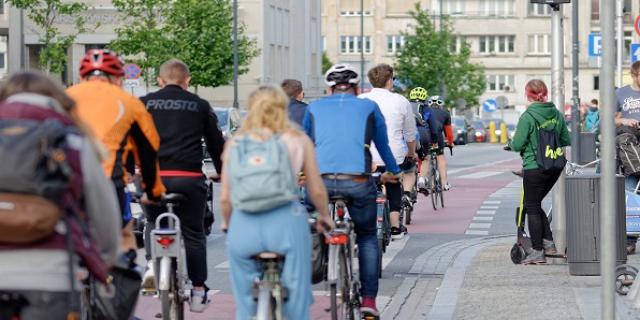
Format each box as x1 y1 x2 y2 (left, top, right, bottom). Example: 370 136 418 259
140 192 162 206
380 172 401 184
208 173 221 182
503 145 512 151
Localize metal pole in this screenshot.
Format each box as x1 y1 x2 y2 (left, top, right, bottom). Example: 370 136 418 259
570 1 581 164
616 0 623 88
232 0 239 109
360 0 364 90
600 0 616 316
550 4 566 265
439 0 444 96
20 8 24 70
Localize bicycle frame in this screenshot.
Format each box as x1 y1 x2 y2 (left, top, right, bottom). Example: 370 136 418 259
252 255 287 320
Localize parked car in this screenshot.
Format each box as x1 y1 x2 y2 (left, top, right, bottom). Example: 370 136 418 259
451 116 475 145
471 120 488 142
212 107 242 139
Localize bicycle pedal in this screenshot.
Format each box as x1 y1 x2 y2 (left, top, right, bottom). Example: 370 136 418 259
140 288 157 297
363 316 379 320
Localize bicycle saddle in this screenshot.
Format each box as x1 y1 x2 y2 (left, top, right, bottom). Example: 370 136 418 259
329 195 349 202
252 252 286 260
164 193 188 203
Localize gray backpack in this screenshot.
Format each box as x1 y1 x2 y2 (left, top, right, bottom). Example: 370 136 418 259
226 132 298 212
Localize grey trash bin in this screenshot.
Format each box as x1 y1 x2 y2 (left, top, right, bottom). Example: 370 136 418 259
566 174 627 276
579 132 597 163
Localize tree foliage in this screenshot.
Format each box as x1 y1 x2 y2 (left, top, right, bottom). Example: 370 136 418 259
394 3 485 108
109 0 172 88
109 0 258 90
7 0 96 74
167 0 259 89
322 52 333 74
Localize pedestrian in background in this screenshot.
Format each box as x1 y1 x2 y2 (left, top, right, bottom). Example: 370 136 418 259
507 79 571 265
281 79 307 127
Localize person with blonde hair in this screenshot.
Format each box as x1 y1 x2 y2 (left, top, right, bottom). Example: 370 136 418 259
220 85 333 320
139 58 224 311
506 79 570 265
0 71 121 319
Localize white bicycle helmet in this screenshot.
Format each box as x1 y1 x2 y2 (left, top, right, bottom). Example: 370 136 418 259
324 64 361 87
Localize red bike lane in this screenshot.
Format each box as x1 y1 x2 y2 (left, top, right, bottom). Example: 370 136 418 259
134 157 523 319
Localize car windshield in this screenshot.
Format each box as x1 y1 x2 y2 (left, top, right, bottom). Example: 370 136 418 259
213 109 229 130
471 121 484 129
454 118 465 127
507 124 516 130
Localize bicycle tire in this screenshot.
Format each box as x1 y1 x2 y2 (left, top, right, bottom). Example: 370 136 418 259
439 181 445 208
256 286 276 320
405 204 412 225
160 260 184 320
377 238 383 278
429 169 437 210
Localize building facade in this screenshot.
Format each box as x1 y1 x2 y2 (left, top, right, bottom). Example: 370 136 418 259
322 0 638 115
5 0 323 107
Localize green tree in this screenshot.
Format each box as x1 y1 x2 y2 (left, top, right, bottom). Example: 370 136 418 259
7 0 95 74
322 52 333 74
167 0 259 91
394 3 485 108
109 0 173 88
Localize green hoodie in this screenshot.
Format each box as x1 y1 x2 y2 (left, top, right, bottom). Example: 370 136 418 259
508 102 571 170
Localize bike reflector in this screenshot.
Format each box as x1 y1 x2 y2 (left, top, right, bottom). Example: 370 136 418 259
337 206 346 217
377 216 383 222
325 234 348 244
156 236 175 247
376 197 386 204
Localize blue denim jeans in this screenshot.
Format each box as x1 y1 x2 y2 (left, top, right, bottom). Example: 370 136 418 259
322 177 379 298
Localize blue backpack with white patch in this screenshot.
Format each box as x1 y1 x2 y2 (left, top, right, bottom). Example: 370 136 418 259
226 132 298 212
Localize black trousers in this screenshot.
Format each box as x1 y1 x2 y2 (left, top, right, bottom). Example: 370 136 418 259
523 168 562 251
144 176 208 287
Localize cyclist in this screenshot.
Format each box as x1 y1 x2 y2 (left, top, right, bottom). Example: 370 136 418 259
359 64 417 240
428 95 454 191
66 49 166 253
138 58 225 312
409 87 439 194
280 78 307 126
303 63 401 317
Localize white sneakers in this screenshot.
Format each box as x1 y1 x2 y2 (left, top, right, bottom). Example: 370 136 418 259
141 261 155 289
190 289 210 313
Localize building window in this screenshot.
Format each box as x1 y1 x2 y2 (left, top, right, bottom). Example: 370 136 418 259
479 36 515 54
528 3 552 16
450 36 466 54
322 36 326 52
478 0 515 17
442 0 466 15
0 1 4 15
341 36 372 54
0 53 5 69
486 75 514 92
340 11 373 16
594 75 600 91
387 35 405 54
528 34 551 55
526 74 552 88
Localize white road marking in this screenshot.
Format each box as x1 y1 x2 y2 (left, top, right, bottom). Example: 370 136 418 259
456 171 502 179
473 216 494 221
476 210 496 215
468 223 491 229
480 206 499 209
465 230 489 235
483 201 501 204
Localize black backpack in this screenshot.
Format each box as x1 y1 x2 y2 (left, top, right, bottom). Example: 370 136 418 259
529 114 566 173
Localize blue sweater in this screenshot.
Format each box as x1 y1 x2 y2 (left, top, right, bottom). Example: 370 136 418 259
303 93 401 175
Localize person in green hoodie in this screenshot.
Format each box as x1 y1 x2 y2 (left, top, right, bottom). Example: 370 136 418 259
507 79 571 265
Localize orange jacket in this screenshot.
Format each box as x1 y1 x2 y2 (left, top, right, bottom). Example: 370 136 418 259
67 81 166 199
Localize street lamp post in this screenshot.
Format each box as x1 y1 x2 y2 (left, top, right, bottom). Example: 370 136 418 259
233 0 239 109
360 0 364 90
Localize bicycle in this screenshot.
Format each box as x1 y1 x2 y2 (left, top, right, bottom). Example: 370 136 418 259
142 193 189 320
372 172 391 279
428 148 445 210
250 252 288 320
325 195 362 320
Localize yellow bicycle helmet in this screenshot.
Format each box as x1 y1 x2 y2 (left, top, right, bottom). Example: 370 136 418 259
409 87 428 102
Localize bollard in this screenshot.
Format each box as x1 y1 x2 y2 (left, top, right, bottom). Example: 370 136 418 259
489 121 498 143
499 122 508 143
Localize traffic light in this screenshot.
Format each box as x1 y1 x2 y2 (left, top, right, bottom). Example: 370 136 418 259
530 0 570 3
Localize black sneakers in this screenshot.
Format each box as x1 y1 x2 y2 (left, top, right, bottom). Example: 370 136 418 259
391 227 404 240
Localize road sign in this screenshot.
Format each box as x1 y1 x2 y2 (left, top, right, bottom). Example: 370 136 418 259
632 44 640 63
482 99 497 113
588 34 602 57
635 15 640 37
495 96 508 109
124 63 141 79
124 79 140 87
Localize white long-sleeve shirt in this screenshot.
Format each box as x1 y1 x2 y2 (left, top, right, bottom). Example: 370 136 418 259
359 88 417 165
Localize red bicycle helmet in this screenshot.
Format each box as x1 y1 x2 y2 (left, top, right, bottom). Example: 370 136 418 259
79 49 124 78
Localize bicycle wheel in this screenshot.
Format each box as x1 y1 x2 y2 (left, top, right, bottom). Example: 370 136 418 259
429 169 437 210
328 245 348 320
160 260 184 320
439 178 445 208
405 204 412 225
255 286 276 320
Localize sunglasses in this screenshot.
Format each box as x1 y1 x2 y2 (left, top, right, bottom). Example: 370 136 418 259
429 100 444 106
